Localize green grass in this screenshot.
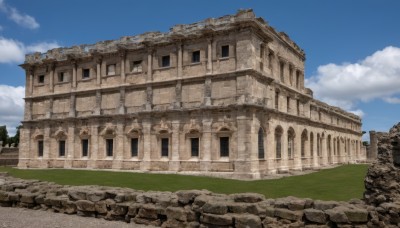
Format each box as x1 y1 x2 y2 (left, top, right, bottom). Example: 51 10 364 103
0 164 369 201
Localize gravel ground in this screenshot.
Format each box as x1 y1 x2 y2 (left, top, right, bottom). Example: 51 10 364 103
0 207 154 228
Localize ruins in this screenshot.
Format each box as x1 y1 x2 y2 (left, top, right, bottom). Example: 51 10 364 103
18 9 365 178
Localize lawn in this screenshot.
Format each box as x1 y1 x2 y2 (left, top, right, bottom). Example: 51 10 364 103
0 164 369 201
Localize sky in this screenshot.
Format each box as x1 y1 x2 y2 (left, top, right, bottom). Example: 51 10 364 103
0 0 399 139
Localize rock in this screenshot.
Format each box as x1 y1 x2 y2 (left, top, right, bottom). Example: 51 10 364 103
127 203 142 217
63 200 77 214
304 208 327 224
325 207 349 223
68 189 87 201
234 214 262 228
20 192 38 204
274 208 304 221
131 217 161 227
176 190 209 204
314 200 339 211
344 208 368 223
202 201 227 215
76 200 95 212
95 200 108 214
231 193 265 203
288 198 307 210
111 202 130 216
166 206 187 222
137 204 160 219
200 213 233 226
86 191 106 202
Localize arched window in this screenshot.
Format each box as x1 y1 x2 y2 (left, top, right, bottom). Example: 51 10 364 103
301 130 308 158
280 61 285 82
275 126 283 159
317 134 321 156
288 128 295 159
310 132 314 157
258 128 265 159
337 137 341 156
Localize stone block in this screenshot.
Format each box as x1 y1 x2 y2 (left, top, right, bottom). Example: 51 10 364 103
138 204 159 219
231 193 265 203
166 206 187 222
86 191 106 202
314 200 339 211
68 189 87 201
20 192 38 204
76 200 95 212
344 208 368 223
304 208 327 224
202 201 228 215
274 208 304 221
234 214 262 228
325 207 349 223
200 213 233 226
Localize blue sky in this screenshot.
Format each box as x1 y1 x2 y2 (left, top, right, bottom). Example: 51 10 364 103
0 0 399 138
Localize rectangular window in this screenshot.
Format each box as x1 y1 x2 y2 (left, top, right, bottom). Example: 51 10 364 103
192 51 200 63
107 64 116 76
59 140 66 157
220 137 229 157
38 75 45 84
58 72 65 82
221 45 229 58
191 138 199 157
161 138 169 157
131 138 138 157
287 97 290 113
275 92 279 110
161 55 170 67
106 139 113 157
82 69 90 79
38 140 44 157
82 139 89 157
131 60 142 73
280 62 284 82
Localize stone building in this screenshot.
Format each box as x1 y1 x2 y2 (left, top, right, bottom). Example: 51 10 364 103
18 9 365 179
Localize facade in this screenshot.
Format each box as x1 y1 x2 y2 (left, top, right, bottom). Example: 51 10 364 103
18 10 365 179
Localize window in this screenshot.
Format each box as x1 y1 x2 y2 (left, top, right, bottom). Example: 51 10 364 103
275 130 282 159
296 71 300 89
220 137 229 157
287 97 290 113
82 69 90 79
297 100 300 115
289 66 293 85
58 72 65 82
38 75 45 84
131 138 138 157
301 131 307 158
107 64 116 76
191 138 199 157
258 128 265 159
221 45 229 58
106 139 113 157
59 140 66 157
131 61 142 73
275 92 279 110
161 55 170 67
268 53 273 70
38 140 44 157
192 51 200 63
317 134 321 156
288 129 294 159
161 138 169 157
280 62 284 82
310 133 314 157
82 139 89 157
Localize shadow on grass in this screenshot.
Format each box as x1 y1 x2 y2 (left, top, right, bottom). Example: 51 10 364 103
0 164 369 201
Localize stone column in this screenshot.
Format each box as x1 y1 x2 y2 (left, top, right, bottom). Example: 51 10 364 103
65 123 75 168
17 127 31 168
146 86 153 111
207 38 213 74
72 61 77 88
46 98 53 119
235 111 253 178
94 90 101 115
96 57 102 86
304 135 310 169
177 43 183 78
118 87 126 114
87 123 99 169
280 129 289 172
174 81 182 109
49 63 55 92
40 124 50 168
266 127 276 174
169 119 180 171
321 135 328 166
147 50 153 82
200 115 212 172
140 118 152 171
203 77 212 106
112 121 124 169
120 50 126 83
312 135 319 168
293 129 302 170
69 94 76 118
29 68 34 95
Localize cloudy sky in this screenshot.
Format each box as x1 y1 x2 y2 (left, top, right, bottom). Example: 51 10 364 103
0 0 399 139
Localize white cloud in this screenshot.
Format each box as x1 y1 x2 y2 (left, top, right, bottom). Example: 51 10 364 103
306 46 400 117
0 0 39 29
0 36 59 63
0 85 25 136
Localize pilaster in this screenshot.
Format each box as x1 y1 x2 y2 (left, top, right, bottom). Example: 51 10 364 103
87 122 99 169
206 38 213 74
293 128 302 170
41 123 50 168
112 120 124 169
94 90 101 115
96 57 102 86
174 80 182 109
177 43 183 78
169 119 181 171
140 117 152 171
49 63 55 92
72 61 77 88
64 123 75 168
279 129 289 172
312 135 319 168
147 50 153 82
29 68 34 95
266 127 276 174
146 86 153 111
118 87 126 114
203 77 212 106
120 50 126 83
17 127 31 168
69 94 76 117
321 135 328 166
200 115 212 172
46 98 53 119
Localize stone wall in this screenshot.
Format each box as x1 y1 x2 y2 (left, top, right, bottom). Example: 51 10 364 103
0 173 370 227
0 142 19 166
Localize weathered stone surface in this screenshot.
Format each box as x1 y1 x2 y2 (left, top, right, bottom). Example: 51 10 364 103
200 213 233 226
274 208 304 221
234 213 262 228
304 208 327 224
166 207 187 222
86 191 106 202
137 204 159 219
176 190 209 205
231 193 265 203
202 201 227 215
68 189 87 201
20 192 38 204
344 208 368 223
76 200 95 212
314 200 340 211
326 207 349 223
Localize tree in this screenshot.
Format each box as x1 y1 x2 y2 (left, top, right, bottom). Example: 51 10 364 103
0 126 8 147
9 125 22 147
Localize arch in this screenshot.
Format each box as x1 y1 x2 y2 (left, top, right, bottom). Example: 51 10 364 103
287 127 295 159
275 126 283 159
317 133 321 157
337 137 341 156
301 129 308 158
258 127 265 159
54 128 67 141
333 137 337 155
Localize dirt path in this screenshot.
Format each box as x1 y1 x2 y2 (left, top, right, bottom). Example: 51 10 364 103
0 207 153 228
